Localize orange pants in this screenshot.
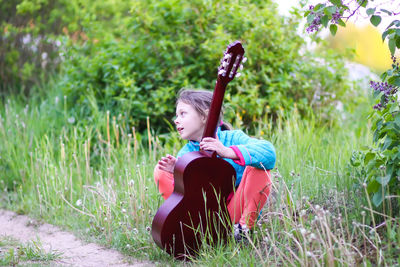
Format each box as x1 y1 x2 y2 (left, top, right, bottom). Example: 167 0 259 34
154 165 271 228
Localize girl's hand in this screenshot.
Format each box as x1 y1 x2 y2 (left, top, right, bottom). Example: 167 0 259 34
157 154 177 174
200 137 239 159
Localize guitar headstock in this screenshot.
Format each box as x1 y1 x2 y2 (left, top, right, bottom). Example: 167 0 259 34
217 41 246 85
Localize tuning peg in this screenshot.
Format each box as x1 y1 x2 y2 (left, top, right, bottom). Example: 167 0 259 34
224 53 232 60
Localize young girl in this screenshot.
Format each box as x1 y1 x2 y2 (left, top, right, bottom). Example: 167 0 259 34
154 89 276 241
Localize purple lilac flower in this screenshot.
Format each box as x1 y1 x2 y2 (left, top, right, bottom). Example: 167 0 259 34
331 10 341 24
370 80 398 110
306 13 322 33
391 56 399 71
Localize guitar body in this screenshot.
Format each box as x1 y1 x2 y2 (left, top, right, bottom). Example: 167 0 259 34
152 151 236 258
152 41 245 259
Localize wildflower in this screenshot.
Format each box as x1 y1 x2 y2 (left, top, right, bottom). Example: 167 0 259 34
299 228 307 235
22 34 31 44
306 251 314 257
68 117 75 124
133 228 138 235
76 199 82 207
309 233 317 240
146 226 151 232
369 229 375 235
121 208 127 213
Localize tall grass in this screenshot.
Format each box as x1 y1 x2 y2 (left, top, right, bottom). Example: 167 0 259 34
1 92 399 265
272 107 371 199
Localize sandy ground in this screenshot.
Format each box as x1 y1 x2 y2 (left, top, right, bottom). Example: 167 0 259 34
0 209 154 266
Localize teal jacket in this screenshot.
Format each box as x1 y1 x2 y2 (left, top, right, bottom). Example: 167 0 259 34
177 128 276 187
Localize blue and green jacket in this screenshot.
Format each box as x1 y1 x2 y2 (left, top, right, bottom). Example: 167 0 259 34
177 128 276 187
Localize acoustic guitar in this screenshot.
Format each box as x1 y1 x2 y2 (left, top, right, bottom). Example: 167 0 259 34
152 41 245 259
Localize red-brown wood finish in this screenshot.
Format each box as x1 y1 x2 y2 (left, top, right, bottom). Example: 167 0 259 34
152 41 245 259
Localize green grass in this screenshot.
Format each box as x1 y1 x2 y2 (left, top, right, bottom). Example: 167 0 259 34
0 236 62 266
1 91 399 265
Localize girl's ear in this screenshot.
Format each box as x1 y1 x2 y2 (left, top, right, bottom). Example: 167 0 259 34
202 109 209 123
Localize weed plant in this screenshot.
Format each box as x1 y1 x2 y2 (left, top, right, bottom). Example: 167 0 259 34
0 236 62 266
1 91 399 265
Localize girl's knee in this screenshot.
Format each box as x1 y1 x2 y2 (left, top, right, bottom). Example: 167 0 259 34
243 167 271 183
154 165 161 185
154 165 173 183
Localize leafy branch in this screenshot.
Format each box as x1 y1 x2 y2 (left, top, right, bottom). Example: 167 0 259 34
304 0 400 208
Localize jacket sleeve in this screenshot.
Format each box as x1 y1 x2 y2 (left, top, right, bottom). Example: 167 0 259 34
177 143 193 158
229 130 276 170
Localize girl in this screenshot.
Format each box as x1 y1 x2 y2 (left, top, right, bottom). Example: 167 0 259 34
154 89 276 241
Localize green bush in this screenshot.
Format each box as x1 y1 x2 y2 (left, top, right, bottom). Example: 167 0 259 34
59 0 353 133
350 83 400 210
0 0 132 94
305 0 400 211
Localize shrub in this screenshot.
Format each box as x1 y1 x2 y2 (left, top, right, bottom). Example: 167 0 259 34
0 0 132 94
59 0 353 133
350 78 399 209
305 0 400 211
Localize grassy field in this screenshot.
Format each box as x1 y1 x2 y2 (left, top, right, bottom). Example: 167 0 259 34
1 89 399 266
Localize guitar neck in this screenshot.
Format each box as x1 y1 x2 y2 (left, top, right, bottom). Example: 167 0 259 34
202 81 227 138
202 41 244 139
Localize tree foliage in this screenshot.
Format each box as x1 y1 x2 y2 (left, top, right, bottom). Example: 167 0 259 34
59 0 353 133
1 0 357 133
0 0 131 94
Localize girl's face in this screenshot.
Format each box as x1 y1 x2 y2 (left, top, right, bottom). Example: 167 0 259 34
174 101 207 142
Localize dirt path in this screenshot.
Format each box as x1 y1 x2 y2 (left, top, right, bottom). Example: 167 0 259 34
0 209 154 266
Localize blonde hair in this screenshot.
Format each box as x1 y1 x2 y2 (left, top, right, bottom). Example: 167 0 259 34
176 88 232 130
